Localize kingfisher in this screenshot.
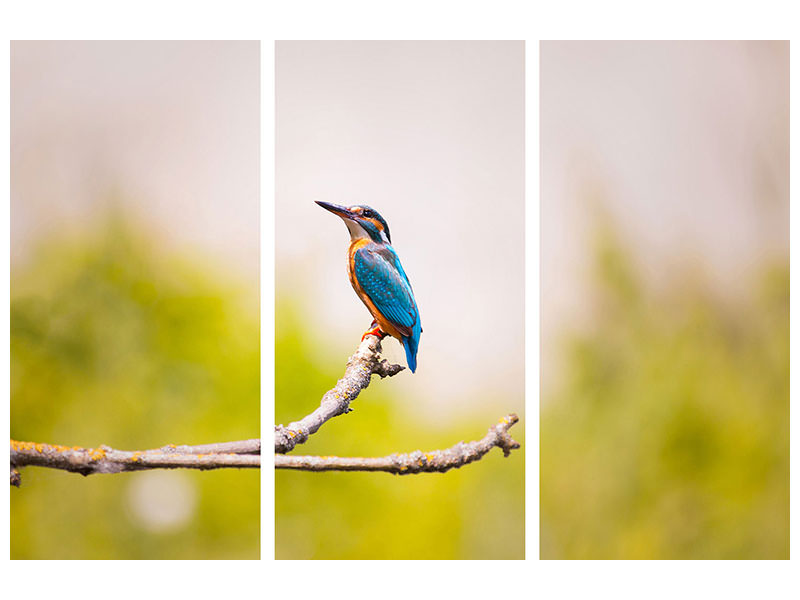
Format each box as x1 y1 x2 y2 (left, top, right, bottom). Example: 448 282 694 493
316 201 422 372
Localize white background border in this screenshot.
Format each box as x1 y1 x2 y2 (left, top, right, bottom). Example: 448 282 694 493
2 1 797 598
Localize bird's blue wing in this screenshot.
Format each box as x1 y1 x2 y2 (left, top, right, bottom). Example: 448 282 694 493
353 246 418 332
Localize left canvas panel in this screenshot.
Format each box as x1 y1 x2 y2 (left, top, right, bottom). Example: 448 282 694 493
10 41 260 559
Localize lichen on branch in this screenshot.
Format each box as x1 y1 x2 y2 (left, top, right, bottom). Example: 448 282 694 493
10 439 260 486
276 414 520 474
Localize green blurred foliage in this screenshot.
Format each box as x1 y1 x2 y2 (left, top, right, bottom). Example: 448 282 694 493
541 228 789 559
11 219 259 559
275 300 525 559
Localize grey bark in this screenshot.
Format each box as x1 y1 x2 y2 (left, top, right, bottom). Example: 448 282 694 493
275 414 520 474
274 334 403 454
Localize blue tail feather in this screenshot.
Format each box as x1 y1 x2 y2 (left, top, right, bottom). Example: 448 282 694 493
401 319 422 373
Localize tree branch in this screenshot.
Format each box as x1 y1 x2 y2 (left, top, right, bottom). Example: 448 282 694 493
275 414 520 474
274 334 404 454
10 438 260 486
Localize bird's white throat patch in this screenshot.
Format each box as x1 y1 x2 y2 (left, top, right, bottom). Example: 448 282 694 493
344 219 370 241
344 218 390 244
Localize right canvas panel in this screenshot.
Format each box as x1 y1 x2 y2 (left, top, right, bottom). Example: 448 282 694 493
540 41 789 559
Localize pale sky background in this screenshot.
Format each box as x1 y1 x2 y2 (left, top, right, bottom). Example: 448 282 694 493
13 41 783 419
276 41 525 418
541 41 789 388
11 41 260 302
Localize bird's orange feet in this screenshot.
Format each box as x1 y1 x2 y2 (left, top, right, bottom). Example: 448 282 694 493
362 321 388 341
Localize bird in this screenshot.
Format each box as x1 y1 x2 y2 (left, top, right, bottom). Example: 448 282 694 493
316 201 421 372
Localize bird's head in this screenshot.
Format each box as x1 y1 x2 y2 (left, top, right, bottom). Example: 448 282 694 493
315 201 392 244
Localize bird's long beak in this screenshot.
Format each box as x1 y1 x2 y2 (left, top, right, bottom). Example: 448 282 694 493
315 201 356 221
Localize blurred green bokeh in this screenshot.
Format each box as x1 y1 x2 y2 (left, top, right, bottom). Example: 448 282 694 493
541 228 789 559
11 218 260 559
275 301 525 560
